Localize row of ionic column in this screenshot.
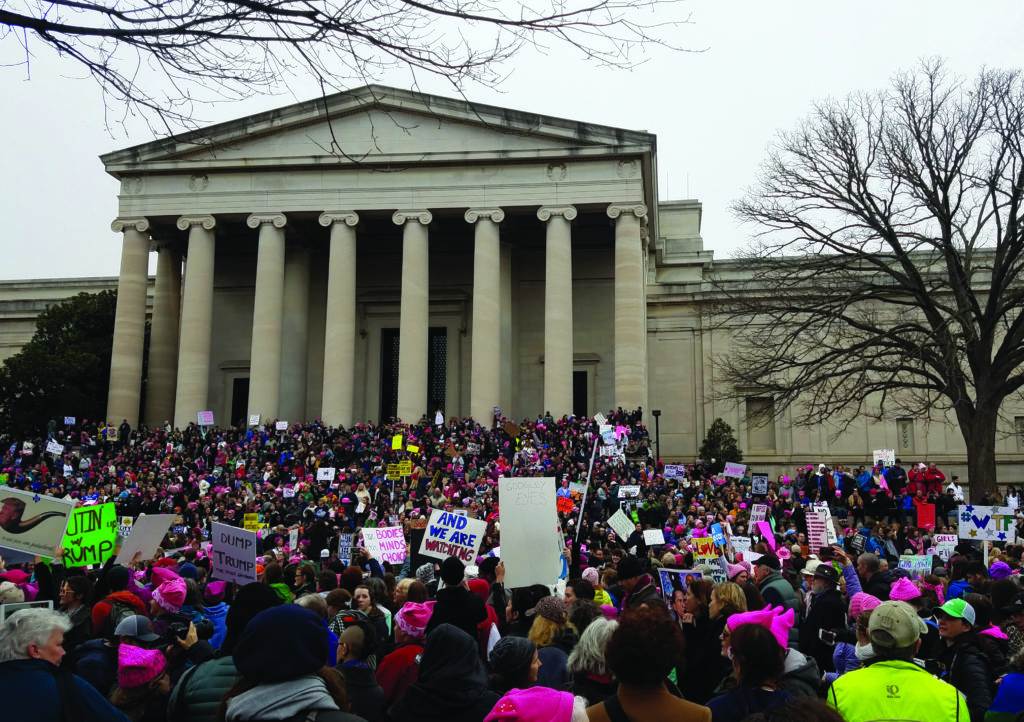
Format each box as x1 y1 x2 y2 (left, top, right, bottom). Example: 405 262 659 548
105 203 648 429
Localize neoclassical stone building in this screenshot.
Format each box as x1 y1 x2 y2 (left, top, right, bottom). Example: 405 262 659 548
3 86 1023 479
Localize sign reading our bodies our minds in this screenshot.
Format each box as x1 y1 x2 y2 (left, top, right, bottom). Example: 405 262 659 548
62 502 118 567
418 509 486 562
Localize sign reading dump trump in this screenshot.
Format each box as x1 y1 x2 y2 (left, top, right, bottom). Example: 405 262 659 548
211 522 257 585
418 509 486 563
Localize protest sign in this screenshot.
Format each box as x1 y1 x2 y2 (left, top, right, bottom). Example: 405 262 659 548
118 516 134 538
898 555 933 578
813 502 839 545
63 416 75 426
599 425 616 445
0 488 75 556
283 487 296 499
751 474 769 495
806 506 830 552
465 442 480 456
749 504 768 524
658 569 703 598
711 523 727 547
418 509 487 562
61 503 117 567
756 521 776 551
723 462 747 479
872 449 896 467
934 533 958 561
643 529 666 546
288 527 299 550
568 481 588 495
398 460 413 477
600 444 624 460
248 414 261 426
243 513 260 531
407 443 420 454
693 536 717 561
338 533 354 565
362 526 406 565
731 536 752 554
594 413 607 426
197 410 215 427
45 440 64 456
607 508 635 541
391 434 403 450
916 502 936 531
114 514 175 565
498 477 561 588
211 522 258 585
617 485 641 499
663 464 686 480
850 533 866 554
275 421 289 432
386 463 401 478
317 467 336 482
958 505 1016 542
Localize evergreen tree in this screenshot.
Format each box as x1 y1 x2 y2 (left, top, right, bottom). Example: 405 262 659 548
699 418 743 475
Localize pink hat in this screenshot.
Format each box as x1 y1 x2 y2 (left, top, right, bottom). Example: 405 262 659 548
727 605 794 650
204 580 227 603
727 561 751 580
849 592 882 618
889 577 922 602
152 578 187 613
117 644 167 688
395 600 435 640
581 567 600 586
485 687 575 722
150 565 180 587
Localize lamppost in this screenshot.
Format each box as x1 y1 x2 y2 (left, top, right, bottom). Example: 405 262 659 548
652 409 662 463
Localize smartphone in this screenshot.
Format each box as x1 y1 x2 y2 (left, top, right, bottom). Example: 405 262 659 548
819 628 837 646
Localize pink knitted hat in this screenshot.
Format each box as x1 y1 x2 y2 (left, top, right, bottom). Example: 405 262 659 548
727 561 751 580
484 687 575 722
150 565 180 588
152 578 187 613
395 601 435 640
889 577 922 602
118 644 167 688
727 605 794 650
581 567 600 586
849 592 882 618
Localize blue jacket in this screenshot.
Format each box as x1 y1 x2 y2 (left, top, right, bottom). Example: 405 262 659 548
204 602 229 650
0 658 129 722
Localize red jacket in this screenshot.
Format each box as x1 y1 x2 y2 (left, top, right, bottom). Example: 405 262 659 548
91 590 147 635
908 467 946 497
375 641 423 708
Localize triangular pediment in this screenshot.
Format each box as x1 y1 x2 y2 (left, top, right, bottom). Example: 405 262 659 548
101 85 654 173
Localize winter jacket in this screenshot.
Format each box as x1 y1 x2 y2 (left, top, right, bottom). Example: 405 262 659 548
337 661 385 722
375 643 422 710
780 648 821 698
862 570 894 601
822 642 861 686
941 633 996 722
71 638 118 694
707 686 791 722
623 574 660 610
947 578 974 601
986 672 1024 722
91 590 148 637
799 588 846 673
681 614 732 704
571 672 616 706
204 602 229 650
224 674 364 722
829 659 967 722
537 644 570 690
167 656 240 722
757 571 800 646
0 658 129 722
424 585 487 642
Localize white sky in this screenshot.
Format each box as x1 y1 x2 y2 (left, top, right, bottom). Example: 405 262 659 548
2 0 1023 280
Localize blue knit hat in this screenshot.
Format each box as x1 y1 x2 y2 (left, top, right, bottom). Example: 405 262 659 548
233 605 329 683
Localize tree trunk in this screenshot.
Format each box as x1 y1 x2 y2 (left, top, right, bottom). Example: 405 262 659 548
960 408 999 503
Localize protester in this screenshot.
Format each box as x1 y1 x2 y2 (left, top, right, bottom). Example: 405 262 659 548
567 617 617 705
375 601 433 708
935 598 996 721
108 644 171 722
527 595 576 689
483 687 588 722
488 637 541 696
707 623 792 721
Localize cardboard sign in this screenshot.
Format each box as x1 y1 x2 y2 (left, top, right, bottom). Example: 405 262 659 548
45 440 65 456
118 516 134 538
63 416 76 426
663 464 686 479
751 474 769 495
114 514 175 565
642 528 666 546
617 485 641 499
607 509 635 541
873 449 896 467
958 505 1016 542
418 509 487 562
338 533 354 565
658 568 703 598
898 554 933 578
362 526 406 565
0 489 75 556
391 434 403 450
61 502 117 567
498 477 561 588
807 506 830 552
243 513 260 532
248 414 261 426
693 536 717 560
723 462 747 479
211 522 258 585
934 534 958 561
749 504 768 523
731 536 752 554
317 467 336 482
275 421 289 432
197 410 215 427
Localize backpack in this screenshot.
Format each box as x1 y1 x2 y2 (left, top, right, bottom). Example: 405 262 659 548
104 599 137 637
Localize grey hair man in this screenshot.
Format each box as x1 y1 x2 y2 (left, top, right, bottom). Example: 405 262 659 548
0 608 128 722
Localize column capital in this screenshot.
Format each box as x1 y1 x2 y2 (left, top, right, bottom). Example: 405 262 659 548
464 208 505 224
318 211 360 227
112 217 150 233
537 205 577 222
606 203 648 220
175 215 216 231
392 209 433 226
246 213 287 229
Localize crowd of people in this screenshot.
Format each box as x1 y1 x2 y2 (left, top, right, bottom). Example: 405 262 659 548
0 409 1023 722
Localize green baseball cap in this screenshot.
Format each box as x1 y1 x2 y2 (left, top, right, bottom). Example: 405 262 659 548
868 601 928 649
935 598 976 626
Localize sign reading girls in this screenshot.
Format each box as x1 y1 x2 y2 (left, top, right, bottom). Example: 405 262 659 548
418 509 486 563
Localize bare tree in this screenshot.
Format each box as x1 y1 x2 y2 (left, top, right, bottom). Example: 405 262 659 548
0 0 691 134
711 60 1024 498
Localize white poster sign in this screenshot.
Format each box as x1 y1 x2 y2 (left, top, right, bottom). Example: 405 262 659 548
749 504 768 524
723 462 747 479
934 533 958 561
872 449 896 467
498 477 561 588
664 464 686 479
0 489 75 556
642 528 666 546
607 508 635 542
806 507 830 552
418 508 487 562
275 421 289 431
114 514 175 565
617 485 641 499
731 535 752 554
751 474 769 495
211 522 258 585
958 505 1016 542
317 467 337 482
45 440 65 456
248 414 261 427
362 526 407 565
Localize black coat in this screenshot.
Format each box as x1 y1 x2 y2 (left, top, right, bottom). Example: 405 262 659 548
338 662 385 722
940 633 995 722
424 586 486 642
862 571 894 601
798 588 846 673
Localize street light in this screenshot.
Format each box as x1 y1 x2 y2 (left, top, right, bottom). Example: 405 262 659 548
652 409 662 463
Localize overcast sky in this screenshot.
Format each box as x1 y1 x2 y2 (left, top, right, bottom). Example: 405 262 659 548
2 0 1023 280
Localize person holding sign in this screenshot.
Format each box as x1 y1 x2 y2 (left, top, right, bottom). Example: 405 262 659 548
424 557 486 641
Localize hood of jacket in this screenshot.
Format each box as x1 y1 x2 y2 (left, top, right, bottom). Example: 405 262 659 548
225 675 339 721
781 648 820 696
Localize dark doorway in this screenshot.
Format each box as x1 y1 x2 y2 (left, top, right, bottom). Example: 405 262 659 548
427 327 448 416
231 377 250 427
380 328 400 421
379 326 448 421
572 370 588 418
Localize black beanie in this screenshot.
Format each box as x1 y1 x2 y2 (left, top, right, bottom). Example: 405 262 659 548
617 555 644 580
488 636 536 677
440 556 465 586
106 565 130 591
221 582 283 654
234 605 329 683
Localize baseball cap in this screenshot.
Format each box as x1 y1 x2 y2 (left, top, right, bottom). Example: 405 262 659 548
935 598 977 626
114 614 160 642
868 601 928 650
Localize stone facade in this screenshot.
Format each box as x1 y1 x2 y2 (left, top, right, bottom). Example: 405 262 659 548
2 85 1022 481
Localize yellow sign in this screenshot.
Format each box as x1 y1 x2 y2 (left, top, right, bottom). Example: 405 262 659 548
386 463 401 478
243 513 260 531
407 444 420 454
398 460 413 477
391 434 402 450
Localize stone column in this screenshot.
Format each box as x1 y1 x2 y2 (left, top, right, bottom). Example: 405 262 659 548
280 245 311 422
107 217 151 427
538 205 576 418
465 208 504 424
393 209 432 422
143 244 182 427
174 214 216 428
608 203 649 411
246 213 288 422
319 211 359 428
173 215 216 429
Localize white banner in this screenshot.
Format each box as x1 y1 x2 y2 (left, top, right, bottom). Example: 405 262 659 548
498 477 561 588
114 514 175 566
418 508 487 562
642 528 666 546
958 505 1016 542
607 508 635 541
317 467 336 482
934 533 957 561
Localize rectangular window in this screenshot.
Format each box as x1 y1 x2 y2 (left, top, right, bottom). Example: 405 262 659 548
746 397 776 451
897 418 915 457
